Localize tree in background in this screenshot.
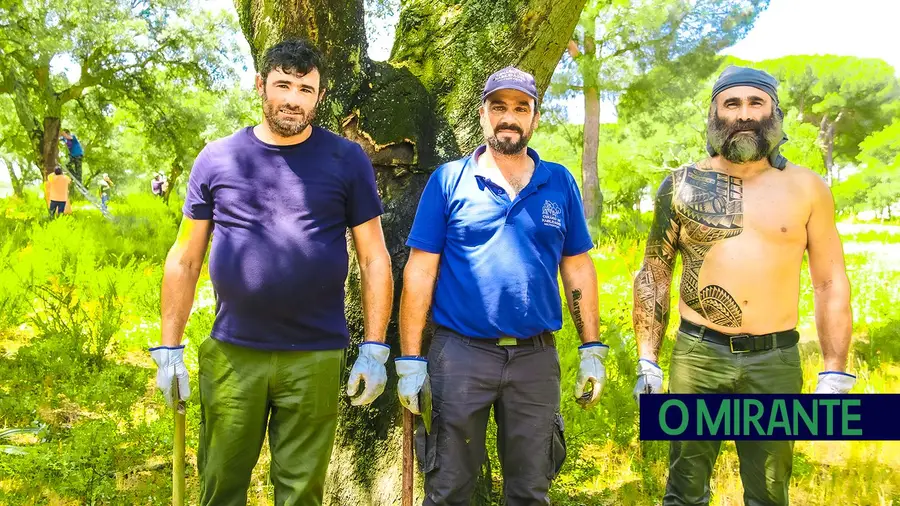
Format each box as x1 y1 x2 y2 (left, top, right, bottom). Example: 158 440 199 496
0 96 42 197
551 0 768 238
840 119 900 217
62 81 257 201
559 53 900 226
759 55 900 185
233 0 585 503
0 0 237 182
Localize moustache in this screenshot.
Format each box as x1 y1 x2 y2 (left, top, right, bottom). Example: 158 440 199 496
722 119 765 140
494 123 523 135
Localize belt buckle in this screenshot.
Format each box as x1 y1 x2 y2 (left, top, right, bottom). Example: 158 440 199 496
729 334 751 354
497 337 517 346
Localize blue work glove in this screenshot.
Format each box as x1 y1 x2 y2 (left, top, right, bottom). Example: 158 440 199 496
149 345 190 407
347 342 391 406
814 371 856 394
633 359 664 407
575 343 609 408
395 357 428 414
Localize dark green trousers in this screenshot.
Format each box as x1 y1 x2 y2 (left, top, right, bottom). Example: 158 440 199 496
664 327 803 506
197 338 344 506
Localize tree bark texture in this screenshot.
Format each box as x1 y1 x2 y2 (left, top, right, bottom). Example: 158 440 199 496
234 0 586 504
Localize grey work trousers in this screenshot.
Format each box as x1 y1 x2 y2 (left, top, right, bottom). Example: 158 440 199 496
417 327 566 506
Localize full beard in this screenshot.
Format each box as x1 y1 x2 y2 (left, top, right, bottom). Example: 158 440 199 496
263 95 317 138
707 110 783 164
486 121 534 155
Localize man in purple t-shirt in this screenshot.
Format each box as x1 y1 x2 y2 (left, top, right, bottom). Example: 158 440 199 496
149 39 394 505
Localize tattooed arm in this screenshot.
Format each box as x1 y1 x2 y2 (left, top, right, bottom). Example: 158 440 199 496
633 174 681 362
561 252 600 344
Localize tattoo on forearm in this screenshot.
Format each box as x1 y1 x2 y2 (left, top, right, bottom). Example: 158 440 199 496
634 174 679 355
572 289 585 336
675 167 743 327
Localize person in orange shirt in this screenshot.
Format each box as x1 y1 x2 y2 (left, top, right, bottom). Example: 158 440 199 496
46 167 71 218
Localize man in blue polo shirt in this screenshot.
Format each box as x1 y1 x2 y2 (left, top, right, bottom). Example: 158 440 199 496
149 39 394 506
395 67 610 505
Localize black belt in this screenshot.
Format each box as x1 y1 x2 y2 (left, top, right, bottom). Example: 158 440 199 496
679 320 799 354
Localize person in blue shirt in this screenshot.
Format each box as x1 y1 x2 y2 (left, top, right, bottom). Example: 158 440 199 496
395 67 610 505
60 129 84 181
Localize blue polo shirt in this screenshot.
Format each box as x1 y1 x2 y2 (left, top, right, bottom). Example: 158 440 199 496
406 145 593 339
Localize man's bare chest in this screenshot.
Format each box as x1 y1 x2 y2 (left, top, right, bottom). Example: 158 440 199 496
671 166 808 246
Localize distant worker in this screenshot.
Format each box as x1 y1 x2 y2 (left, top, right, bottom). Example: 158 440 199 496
98 173 114 212
60 129 84 181
46 167 71 218
151 172 168 198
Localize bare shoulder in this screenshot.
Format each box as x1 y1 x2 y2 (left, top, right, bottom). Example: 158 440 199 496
783 162 831 200
782 163 834 224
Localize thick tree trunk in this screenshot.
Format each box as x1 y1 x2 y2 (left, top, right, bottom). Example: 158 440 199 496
41 117 61 178
235 1 586 504
580 17 602 240
391 0 588 151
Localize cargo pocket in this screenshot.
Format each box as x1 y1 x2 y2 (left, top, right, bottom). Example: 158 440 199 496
548 413 567 480
415 411 440 474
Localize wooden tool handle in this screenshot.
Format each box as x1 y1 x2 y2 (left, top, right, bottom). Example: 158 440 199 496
402 409 414 506
173 382 186 506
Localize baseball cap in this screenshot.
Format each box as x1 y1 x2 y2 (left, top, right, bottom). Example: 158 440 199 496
481 66 538 103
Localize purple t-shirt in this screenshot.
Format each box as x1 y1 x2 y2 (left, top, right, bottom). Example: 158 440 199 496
183 126 384 350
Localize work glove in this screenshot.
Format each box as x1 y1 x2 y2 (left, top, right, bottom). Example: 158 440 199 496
575 343 609 408
347 342 391 406
149 345 190 407
395 357 428 414
814 371 856 394
633 359 664 407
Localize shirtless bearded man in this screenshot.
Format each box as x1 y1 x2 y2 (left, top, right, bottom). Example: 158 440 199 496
631 66 856 506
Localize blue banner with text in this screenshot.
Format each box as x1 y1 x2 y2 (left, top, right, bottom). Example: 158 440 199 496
639 394 900 440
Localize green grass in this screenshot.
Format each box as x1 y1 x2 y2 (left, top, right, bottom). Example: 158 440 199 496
0 193 897 505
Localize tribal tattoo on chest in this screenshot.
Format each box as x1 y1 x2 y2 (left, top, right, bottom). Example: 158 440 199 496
633 165 744 355
674 167 744 327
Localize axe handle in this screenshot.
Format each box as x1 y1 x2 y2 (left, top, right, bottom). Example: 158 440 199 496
402 409 414 506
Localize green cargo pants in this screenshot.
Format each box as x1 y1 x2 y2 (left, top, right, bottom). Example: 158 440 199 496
197 337 345 506
664 327 803 506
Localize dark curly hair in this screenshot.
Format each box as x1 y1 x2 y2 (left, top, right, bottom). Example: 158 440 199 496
260 39 327 89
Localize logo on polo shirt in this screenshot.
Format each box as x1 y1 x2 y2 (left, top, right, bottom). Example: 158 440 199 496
542 200 562 228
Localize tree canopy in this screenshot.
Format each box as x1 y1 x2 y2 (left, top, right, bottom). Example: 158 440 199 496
0 0 239 181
